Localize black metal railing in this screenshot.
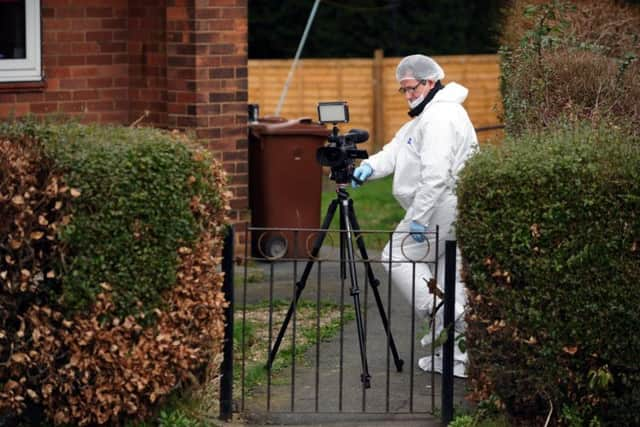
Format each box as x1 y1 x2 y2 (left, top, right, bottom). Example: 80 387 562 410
220 225 459 424
219 226 235 421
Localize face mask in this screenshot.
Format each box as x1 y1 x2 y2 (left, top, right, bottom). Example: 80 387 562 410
408 94 425 109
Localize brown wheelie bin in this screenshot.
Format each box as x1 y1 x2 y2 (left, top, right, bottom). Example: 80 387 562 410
249 116 330 258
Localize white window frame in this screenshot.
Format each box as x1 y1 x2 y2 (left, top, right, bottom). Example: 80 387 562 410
0 0 42 83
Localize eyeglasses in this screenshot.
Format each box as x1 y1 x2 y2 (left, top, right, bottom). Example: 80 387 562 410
398 80 426 94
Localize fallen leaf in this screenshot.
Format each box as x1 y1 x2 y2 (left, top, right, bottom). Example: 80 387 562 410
99 282 112 291
30 231 45 240
530 223 541 238
11 353 30 363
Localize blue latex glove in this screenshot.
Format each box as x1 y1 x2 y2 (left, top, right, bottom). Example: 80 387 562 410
351 164 373 188
409 220 427 243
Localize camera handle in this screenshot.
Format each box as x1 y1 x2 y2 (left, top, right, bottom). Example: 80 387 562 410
267 187 404 388
328 124 340 143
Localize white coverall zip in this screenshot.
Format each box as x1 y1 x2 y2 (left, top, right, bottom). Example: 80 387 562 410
361 82 479 377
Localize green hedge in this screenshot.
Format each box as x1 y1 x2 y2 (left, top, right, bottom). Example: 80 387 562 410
457 125 640 425
39 123 224 319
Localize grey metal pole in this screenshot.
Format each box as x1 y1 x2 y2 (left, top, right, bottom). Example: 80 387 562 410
274 0 321 116
441 240 456 425
219 226 235 421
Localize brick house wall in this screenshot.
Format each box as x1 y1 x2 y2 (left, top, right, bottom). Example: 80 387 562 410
0 0 249 227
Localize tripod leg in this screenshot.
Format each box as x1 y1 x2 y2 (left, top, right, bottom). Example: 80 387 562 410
340 199 371 388
339 198 347 280
267 198 339 368
347 200 404 372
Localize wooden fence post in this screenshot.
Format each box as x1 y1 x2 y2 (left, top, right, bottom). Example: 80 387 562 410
372 49 385 151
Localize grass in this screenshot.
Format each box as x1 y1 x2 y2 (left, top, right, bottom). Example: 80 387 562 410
449 411 511 427
449 414 511 427
234 299 355 397
321 175 404 250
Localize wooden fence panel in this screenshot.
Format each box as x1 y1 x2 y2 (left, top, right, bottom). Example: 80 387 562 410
248 53 502 152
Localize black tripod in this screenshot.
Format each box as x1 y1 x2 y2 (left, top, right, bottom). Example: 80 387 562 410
267 185 404 388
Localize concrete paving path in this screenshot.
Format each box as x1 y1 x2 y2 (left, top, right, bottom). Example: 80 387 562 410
226 245 469 426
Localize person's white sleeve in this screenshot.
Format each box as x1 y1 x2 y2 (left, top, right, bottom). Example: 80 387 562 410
362 131 403 179
411 116 456 226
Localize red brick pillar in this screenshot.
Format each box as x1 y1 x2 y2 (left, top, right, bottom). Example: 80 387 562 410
166 0 249 230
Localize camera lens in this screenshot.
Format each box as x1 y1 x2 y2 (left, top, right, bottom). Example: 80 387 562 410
316 147 346 167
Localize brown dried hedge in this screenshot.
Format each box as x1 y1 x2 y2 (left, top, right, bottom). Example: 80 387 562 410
0 120 230 426
500 0 640 136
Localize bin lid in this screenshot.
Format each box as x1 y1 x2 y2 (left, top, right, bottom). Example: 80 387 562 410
250 117 330 138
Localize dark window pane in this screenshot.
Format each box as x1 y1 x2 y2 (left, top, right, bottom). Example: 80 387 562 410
0 0 26 60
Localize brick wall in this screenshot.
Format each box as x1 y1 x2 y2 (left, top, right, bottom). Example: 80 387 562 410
165 0 249 226
128 0 168 127
0 0 249 229
0 1 131 122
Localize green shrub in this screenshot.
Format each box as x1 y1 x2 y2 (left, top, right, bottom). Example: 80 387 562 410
39 123 224 319
457 125 640 425
449 414 474 427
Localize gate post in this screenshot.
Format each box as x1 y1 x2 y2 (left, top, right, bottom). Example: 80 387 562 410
441 240 456 425
219 226 235 421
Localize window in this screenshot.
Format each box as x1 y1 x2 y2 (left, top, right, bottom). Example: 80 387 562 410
0 0 42 83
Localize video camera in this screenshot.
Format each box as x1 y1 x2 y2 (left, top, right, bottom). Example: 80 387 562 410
315 101 369 185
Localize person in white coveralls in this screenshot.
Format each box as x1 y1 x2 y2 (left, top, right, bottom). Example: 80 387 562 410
351 54 478 377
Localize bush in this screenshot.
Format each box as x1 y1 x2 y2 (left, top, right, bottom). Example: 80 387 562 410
43 123 226 320
457 125 640 425
500 0 640 137
0 119 230 425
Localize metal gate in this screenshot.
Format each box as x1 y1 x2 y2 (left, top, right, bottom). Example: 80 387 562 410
220 225 461 425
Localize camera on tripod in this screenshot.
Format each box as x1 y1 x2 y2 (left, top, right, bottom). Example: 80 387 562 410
315 102 369 184
268 102 404 386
